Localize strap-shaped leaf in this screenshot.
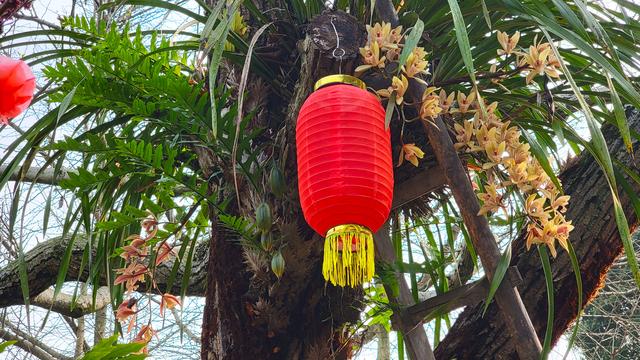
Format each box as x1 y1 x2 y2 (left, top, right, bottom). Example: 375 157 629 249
397 18 424 73
482 243 511 316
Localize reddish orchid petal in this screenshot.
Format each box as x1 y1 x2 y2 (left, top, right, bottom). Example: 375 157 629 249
116 298 138 333
155 241 175 266
159 293 181 317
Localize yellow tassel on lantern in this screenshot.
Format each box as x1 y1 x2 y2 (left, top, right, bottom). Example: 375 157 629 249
322 224 375 287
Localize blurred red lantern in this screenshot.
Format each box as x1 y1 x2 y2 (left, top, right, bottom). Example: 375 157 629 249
0 56 36 124
296 75 393 287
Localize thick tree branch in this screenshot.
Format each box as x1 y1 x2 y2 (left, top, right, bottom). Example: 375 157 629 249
31 286 111 318
0 235 208 310
405 267 522 325
12 13 60 29
0 164 70 185
0 164 195 196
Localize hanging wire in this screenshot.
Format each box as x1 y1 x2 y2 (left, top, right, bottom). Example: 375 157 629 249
330 16 345 74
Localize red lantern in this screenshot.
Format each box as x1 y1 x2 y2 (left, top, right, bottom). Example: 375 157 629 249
296 75 393 287
0 56 36 124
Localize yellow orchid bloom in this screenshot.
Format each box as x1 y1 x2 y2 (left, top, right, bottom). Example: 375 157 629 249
540 187 570 214
519 41 562 84
526 222 544 251
552 195 570 213
377 75 408 105
453 90 476 114
541 219 559 257
403 51 429 78
525 194 548 219
367 22 390 44
485 138 505 161
497 31 520 56
528 160 551 189
525 219 559 257
412 46 428 60
356 41 387 74
502 125 522 147
397 143 425 167
439 89 455 113
504 160 532 191
366 22 401 49
389 24 404 44
477 183 503 216
475 125 498 148
419 87 442 120
454 119 477 151
507 142 531 164
553 215 574 251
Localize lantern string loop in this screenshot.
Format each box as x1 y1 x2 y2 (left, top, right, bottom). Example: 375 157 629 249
330 16 345 74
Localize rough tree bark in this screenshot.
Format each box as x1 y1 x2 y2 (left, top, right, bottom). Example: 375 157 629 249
435 110 640 359
0 235 208 311
199 10 367 360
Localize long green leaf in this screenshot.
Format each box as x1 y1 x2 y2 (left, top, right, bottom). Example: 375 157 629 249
538 245 554 359
562 241 583 360
0 341 17 353
208 0 242 137
397 18 424 73
385 93 396 130
58 84 79 122
445 0 487 117
482 244 511 316
480 0 492 29
520 129 563 192
446 0 476 82
606 73 632 154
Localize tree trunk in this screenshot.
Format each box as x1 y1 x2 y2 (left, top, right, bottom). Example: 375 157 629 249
199 10 367 359
435 109 640 359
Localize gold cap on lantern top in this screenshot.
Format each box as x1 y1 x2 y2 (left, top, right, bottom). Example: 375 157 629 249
314 74 366 91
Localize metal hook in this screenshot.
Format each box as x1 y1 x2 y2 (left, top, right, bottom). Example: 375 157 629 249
330 16 344 74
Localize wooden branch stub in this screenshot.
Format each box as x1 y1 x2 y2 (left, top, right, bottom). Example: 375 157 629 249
401 266 524 327
1 164 70 185
391 165 446 209
507 266 523 287
404 279 488 325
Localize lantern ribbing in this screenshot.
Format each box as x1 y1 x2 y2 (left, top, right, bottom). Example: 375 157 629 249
0 56 36 124
296 76 393 287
